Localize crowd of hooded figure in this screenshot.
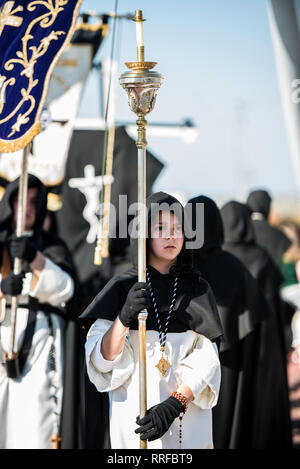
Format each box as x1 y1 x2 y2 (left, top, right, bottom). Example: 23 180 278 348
0 173 299 449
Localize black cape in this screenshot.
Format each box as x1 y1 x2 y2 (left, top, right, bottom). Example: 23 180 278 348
187 195 274 448
221 200 293 448
80 192 223 340
79 192 224 448
0 175 80 449
246 190 291 269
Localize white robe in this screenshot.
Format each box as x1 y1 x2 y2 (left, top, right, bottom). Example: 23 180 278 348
85 318 221 449
0 258 74 449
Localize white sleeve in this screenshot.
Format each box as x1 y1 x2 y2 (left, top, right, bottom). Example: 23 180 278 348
174 334 221 410
29 257 74 306
85 318 135 392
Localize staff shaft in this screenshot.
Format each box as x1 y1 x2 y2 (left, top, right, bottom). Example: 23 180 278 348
137 146 148 449
7 144 30 358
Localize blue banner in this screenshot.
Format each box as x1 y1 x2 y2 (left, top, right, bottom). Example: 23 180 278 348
0 0 83 152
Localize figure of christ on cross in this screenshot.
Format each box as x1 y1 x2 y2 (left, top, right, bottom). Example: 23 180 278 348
68 164 114 244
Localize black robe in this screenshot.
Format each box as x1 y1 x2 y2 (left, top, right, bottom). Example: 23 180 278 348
246 190 294 348
221 200 293 448
187 195 273 448
79 192 224 449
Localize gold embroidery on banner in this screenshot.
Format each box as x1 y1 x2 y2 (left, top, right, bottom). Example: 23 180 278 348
0 2 23 38
0 121 40 152
0 74 15 114
0 1 68 137
0 0 83 152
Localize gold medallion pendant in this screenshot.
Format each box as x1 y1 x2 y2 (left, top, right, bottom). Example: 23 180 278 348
156 351 171 376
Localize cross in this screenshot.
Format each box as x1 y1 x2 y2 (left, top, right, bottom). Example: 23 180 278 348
0 2 23 38
68 165 114 244
50 433 62 450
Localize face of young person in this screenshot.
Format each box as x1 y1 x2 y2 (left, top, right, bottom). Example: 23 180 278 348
12 187 38 231
148 211 184 266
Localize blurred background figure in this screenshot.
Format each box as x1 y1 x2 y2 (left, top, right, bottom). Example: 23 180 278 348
187 195 273 449
279 221 300 360
220 200 292 448
247 189 291 269
0 175 77 449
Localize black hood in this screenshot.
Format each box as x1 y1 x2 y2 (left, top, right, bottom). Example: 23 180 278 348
246 190 271 218
0 174 48 236
130 191 193 277
221 201 255 245
187 195 224 258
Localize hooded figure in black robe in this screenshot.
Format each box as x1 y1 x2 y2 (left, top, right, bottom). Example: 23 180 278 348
246 190 291 269
247 189 295 348
220 200 292 448
79 192 223 449
0 174 78 449
187 195 274 448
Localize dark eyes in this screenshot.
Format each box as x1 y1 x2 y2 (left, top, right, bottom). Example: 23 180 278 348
154 225 183 232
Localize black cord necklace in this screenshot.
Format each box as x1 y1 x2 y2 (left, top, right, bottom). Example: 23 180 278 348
146 267 178 376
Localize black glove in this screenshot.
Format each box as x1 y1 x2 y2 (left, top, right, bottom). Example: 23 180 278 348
8 235 37 263
1 272 24 296
135 396 184 441
119 282 151 327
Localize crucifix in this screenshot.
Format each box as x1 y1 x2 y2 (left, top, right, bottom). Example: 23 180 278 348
50 433 62 450
0 1 23 38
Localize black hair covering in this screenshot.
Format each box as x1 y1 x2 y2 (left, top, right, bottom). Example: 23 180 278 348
187 195 224 258
0 174 48 236
246 189 271 218
79 192 223 343
130 191 194 277
221 200 255 245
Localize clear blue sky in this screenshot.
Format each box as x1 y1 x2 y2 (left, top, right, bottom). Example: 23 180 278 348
78 0 297 202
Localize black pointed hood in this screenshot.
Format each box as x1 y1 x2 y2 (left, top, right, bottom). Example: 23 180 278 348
246 190 271 218
221 201 255 245
0 174 48 236
187 195 224 259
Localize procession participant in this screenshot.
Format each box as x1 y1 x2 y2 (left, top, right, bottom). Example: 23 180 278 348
247 190 295 351
221 200 293 448
0 174 76 449
80 192 223 449
187 195 272 448
246 189 291 269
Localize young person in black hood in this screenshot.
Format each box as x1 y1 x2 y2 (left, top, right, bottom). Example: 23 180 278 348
80 192 223 449
187 195 273 449
220 200 293 448
0 174 77 449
